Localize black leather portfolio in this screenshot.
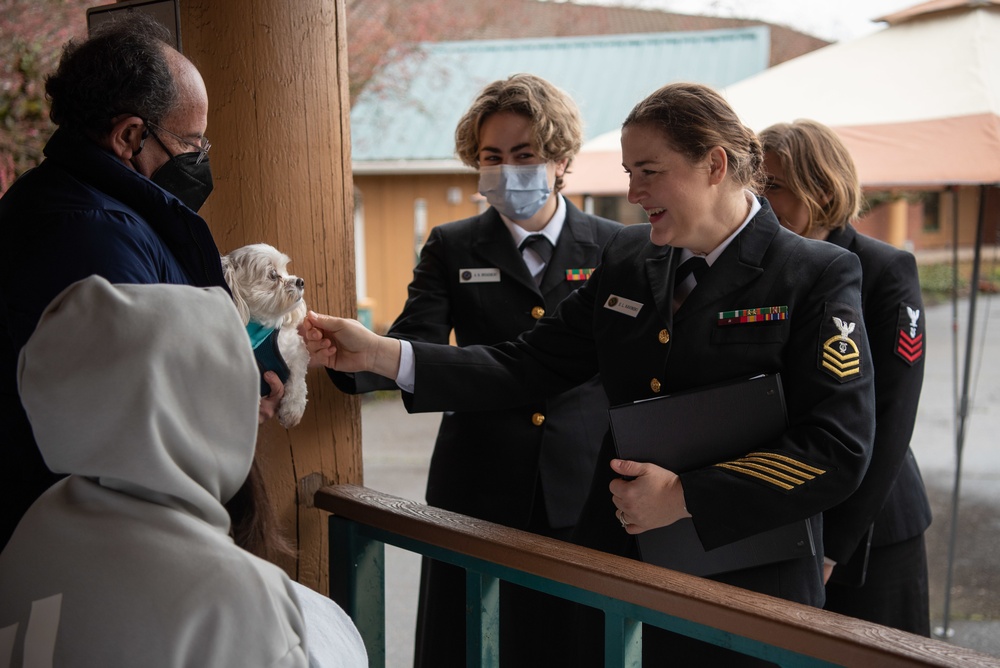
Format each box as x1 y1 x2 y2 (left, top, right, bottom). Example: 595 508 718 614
609 373 816 576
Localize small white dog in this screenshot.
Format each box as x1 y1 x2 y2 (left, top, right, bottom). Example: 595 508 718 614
221 243 309 428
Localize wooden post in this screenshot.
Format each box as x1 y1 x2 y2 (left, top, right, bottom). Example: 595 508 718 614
175 0 361 592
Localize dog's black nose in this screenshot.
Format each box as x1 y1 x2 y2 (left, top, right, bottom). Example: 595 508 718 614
295 277 305 289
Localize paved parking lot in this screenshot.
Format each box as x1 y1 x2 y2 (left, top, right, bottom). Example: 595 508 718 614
360 297 1000 665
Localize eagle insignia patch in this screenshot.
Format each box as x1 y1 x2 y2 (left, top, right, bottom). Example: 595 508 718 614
817 303 864 382
895 303 925 365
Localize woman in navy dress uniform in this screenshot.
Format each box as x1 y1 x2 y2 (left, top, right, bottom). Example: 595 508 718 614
312 83 876 665
761 119 932 635
327 74 621 667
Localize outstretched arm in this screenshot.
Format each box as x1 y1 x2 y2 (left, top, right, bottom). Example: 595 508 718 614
306 312 402 380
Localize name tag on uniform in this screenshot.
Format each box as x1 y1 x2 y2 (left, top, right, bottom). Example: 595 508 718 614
459 268 500 283
604 294 643 317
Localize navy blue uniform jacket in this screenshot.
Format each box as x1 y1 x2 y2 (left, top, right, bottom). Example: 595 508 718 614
403 200 875 605
822 224 931 573
330 201 620 529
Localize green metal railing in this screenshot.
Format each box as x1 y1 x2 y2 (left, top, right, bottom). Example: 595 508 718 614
318 484 992 668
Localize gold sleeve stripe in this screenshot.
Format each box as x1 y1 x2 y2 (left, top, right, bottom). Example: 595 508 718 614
744 452 826 475
733 461 812 484
739 457 817 480
716 463 795 490
715 451 828 489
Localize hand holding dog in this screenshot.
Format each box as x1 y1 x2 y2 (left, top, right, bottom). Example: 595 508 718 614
257 334 327 425
306 312 401 379
259 372 284 425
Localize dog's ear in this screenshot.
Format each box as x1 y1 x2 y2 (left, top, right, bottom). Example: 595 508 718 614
221 254 252 325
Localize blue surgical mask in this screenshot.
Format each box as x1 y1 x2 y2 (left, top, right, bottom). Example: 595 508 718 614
478 164 551 221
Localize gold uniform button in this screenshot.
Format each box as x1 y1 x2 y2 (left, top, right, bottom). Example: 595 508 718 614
531 306 545 319
650 378 662 393
658 329 670 344
531 412 545 426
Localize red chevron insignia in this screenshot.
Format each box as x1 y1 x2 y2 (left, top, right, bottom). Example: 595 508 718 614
897 329 924 363
895 303 925 366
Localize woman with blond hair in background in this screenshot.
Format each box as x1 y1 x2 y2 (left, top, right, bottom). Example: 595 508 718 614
761 118 932 635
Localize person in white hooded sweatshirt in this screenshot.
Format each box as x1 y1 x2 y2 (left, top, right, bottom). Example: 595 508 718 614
0 277 365 668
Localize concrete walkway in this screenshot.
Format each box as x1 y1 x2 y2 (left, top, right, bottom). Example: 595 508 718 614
359 296 1000 666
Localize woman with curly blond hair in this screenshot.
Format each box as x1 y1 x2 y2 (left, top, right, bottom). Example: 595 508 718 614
328 73 621 666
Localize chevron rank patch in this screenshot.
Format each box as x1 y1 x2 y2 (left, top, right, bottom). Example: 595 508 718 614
714 451 826 492
817 302 865 382
895 302 925 365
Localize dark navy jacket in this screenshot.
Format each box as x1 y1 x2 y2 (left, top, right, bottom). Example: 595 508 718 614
0 128 227 548
822 224 932 576
405 201 876 608
330 202 620 530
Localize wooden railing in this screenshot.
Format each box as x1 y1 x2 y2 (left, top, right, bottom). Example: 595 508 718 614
317 484 996 668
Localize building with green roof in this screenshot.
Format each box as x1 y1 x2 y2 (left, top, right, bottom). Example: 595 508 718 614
351 27 770 167
350 27 773 330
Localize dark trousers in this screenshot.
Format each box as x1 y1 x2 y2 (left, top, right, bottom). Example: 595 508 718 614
413 485 574 668
825 533 930 636
569 606 779 667
413 556 573 668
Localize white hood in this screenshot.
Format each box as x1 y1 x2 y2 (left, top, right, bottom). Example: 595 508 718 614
4 276 309 666
16 276 259 530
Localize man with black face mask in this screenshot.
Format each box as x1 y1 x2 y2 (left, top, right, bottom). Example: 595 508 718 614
0 15 285 549
138 120 215 213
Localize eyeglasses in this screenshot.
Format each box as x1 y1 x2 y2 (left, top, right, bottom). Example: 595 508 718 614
147 121 211 165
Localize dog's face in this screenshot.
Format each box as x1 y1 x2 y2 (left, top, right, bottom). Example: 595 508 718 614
221 243 305 327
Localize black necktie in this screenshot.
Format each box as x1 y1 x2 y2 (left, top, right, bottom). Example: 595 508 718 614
519 234 553 285
519 234 553 264
674 256 708 286
673 256 708 311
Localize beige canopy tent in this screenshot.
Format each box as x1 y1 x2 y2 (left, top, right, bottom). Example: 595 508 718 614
723 0 1000 188
567 0 1000 193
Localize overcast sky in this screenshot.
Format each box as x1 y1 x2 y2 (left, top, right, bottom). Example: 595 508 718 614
576 0 922 41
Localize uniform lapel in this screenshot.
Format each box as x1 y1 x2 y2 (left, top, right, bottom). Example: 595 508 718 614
824 223 857 252
472 208 537 292
647 247 679 326
675 202 779 320
539 201 600 295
